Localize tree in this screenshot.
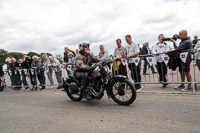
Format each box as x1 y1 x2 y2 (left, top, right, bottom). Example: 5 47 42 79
0 49 9 64
55 55 63 63
9 52 23 61
27 51 40 58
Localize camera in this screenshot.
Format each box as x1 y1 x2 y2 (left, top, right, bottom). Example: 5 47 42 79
162 34 179 41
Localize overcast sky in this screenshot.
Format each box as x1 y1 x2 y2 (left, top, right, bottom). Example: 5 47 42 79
0 0 199 56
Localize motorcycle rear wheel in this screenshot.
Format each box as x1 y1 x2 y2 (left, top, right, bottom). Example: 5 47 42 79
64 81 83 101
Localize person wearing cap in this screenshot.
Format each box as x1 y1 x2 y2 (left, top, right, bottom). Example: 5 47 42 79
64 47 76 63
74 43 101 91
67 52 75 65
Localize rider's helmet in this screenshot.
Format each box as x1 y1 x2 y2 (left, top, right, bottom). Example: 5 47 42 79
79 41 90 51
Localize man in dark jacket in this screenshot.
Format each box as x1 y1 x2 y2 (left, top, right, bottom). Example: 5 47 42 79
64 47 76 75
142 42 156 75
64 47 76 63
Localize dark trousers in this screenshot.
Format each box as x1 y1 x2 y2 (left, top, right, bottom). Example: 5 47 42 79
157 62 167 85
11 71 22 88
29 70 36 86
143 58 155 74
21 71 28 87
128 63 141 89
32 70 45 86
37 70 45 86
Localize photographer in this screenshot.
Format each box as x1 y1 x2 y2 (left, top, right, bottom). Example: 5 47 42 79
169 30 192 91
152 34 170 88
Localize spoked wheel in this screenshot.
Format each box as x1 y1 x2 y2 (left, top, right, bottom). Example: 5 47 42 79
110 79 136 105
65 81 83 101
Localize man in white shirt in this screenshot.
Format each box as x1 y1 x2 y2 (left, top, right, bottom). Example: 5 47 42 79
152 34 170 88
98 45 109 60
125 35 142 91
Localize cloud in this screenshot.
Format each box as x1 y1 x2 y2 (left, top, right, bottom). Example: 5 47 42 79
0 0 200 56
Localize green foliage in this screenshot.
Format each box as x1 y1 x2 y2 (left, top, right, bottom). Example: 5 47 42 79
0 49 9 64
0 49 53 65
55 55 63 64
27 51 40 58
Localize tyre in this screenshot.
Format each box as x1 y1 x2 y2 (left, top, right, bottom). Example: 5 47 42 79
110 78 136 105
64 80 83 101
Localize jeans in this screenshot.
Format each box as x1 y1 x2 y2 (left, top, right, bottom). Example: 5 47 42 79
47 70 54 86
55 71 62 85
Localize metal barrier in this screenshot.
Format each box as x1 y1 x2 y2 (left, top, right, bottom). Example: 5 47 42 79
111 49 200 94
1 49 200 94
1 66 70 90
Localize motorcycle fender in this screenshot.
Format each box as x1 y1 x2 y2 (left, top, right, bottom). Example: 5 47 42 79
112 75 128 80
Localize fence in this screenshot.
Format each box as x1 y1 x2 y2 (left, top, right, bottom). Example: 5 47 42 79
111 49 200 94
1 49 200 94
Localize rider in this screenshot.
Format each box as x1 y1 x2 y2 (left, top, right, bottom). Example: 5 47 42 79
74 43 101 91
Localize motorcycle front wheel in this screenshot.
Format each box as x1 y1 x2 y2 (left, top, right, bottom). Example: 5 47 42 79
110 78 136 106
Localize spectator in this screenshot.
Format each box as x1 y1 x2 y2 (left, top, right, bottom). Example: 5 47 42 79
194 39 200 71
64 47 76 63
0 64 5 92
75 49 79 55
5 57 14 87
18 59 29 89
43 54 54 89
114 39 127 76
138 44 142 52
192 35 199 48
98 45 109 60
22 54 34 90
125 35 143 91
67 52 75 65
64 47 76 75
142 42 156 75
152 34 170 88
170 30 192 91
31 56 45 90
48 56 63 89
10 57 22 90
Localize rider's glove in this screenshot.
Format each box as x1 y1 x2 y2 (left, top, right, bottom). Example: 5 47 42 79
85 66 95 71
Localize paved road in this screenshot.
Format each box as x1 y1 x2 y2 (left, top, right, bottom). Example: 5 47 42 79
0 90 200 133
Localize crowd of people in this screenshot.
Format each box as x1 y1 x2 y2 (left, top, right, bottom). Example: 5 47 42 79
0 29 200 92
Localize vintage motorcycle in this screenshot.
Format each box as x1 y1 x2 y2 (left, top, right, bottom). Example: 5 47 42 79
63 59 136 105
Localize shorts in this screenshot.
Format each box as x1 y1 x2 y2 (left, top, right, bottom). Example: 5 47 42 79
179 58 191 74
